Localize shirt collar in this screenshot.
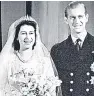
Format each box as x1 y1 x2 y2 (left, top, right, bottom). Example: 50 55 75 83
71 31 87 45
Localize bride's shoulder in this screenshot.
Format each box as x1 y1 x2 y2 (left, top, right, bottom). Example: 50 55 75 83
33 56 51 66
39 56 52 67
10 52 17 58
8 52 17 63
43 56 52 61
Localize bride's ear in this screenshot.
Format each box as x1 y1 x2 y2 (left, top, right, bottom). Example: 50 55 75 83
64 17 68 24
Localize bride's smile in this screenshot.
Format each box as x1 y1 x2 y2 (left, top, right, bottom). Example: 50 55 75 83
18 25 35 51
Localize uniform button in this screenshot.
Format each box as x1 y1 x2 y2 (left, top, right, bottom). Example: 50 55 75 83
70 81 74 84
86 72 90 76
70 88 73 92
70 73 74 76
86 88 89 92
86 80 89 84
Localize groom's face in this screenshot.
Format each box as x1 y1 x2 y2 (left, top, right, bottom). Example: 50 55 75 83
65 4 88 35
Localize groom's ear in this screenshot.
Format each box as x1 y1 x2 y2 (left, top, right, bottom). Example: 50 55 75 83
64 17 68 24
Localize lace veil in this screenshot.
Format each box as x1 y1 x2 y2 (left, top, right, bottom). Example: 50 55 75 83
0 16 62 96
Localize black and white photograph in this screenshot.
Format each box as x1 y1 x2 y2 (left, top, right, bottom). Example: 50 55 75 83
0 1 94 96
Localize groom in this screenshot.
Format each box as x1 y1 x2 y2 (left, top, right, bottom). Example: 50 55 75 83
51 1 94 96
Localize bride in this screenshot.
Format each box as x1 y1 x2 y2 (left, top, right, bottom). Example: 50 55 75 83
0 16 62 96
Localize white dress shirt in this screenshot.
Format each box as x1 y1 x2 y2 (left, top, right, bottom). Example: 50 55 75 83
71 32 87 47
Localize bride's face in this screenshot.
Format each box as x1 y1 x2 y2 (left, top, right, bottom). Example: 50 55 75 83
18 25 35 51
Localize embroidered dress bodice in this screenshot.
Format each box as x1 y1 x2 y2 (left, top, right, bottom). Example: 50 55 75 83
4 53 54 96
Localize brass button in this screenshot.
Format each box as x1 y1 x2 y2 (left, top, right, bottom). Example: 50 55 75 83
70 81 74 84
70 89 73 92
70 73 74 76
86 80 89 84
86 72 90 76
86 88 89 92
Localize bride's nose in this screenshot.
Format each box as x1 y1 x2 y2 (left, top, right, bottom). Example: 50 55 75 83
25 33 30 39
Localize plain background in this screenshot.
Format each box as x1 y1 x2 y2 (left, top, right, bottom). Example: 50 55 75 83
1 1 94 51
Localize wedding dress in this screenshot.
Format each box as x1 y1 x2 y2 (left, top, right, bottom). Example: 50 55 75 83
3 51 55 96
0 16 62 96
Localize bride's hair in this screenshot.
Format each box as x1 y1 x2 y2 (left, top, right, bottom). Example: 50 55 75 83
12 20 37 50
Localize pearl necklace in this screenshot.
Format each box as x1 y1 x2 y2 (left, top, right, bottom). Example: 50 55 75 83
16 51 32 63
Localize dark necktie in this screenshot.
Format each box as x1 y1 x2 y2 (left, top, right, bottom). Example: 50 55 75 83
75 38 81 51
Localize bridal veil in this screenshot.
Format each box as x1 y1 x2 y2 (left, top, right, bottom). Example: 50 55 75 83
0 16 62 96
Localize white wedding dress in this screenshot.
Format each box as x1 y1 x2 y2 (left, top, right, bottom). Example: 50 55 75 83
0 16 61 96
2 52 55 96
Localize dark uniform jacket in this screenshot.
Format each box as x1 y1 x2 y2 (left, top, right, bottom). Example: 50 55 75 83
51 33 94 96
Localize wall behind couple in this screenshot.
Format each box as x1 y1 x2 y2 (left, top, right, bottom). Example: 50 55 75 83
1 1 94 51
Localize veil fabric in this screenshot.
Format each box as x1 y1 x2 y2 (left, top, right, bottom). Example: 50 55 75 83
0 16 62 96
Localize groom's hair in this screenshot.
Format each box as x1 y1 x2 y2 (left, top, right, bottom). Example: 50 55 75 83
13 20 37 51
65 1 87 18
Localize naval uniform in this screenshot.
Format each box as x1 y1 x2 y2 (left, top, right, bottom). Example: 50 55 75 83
51 33 94 96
